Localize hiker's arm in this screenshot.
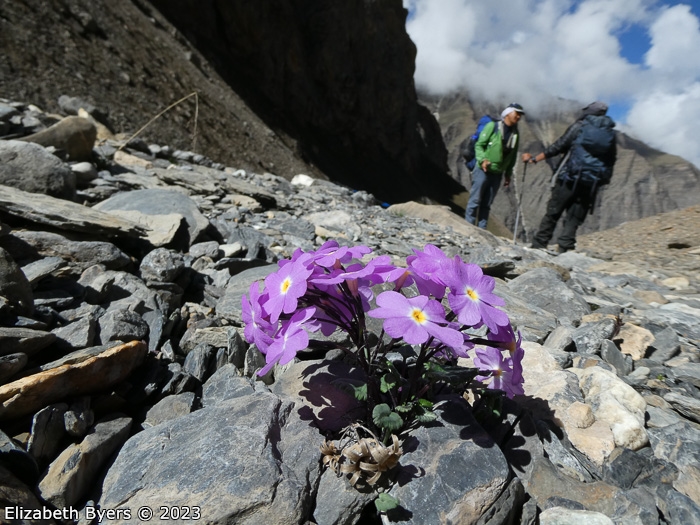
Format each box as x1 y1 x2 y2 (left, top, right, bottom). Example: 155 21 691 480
544 121 582 157
475 122 495 171
526 121 582 163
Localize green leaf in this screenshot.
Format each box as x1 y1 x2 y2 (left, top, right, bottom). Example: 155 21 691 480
417 398 433 409
375 493 399 512
380 372 399 394
372 404 403 432
331 378 367 401
416 411 438 424
394 403 413 413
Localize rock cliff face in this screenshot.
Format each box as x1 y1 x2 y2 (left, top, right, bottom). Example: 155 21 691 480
426 92 700 238
148 0 462 207
0 0 464 209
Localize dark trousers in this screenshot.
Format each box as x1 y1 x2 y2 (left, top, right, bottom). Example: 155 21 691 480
532 180 594 251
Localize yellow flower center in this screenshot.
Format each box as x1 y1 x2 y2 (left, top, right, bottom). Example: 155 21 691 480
411 308 427 324
466 287 479 301
281 277 292 294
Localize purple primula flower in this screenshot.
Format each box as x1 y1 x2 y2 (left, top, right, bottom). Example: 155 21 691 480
263 260 313 323
241 282 274 352
473 346 524 398
258 307 316 376
405 244 453 299
444 259 509 332
308 240 372 268
367 291 463 349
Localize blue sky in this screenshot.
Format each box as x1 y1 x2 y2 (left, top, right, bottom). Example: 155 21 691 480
404 0 700 168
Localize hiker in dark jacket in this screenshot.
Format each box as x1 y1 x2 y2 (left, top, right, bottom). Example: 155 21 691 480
465 103 524 229
523 101 616 253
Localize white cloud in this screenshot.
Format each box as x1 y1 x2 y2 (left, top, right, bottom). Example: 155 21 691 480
404 0 700 167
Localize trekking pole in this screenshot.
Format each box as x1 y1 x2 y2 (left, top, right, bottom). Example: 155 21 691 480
513 159 527 244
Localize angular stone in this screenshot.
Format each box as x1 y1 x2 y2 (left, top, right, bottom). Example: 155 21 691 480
201 365 253 408
0 185 146 238
0 353 28 384
20 116 96 162
182 343 217 383
143 392 197 428
0 247 33 316
27 403 69 466
0 327 56 357
94 188 209 247
0 140 75 199
386 397 509 525
0 341 147 420
98 392 321 525
572 366 648 451
617 323 655 361
38 415 132 508
97 309 149 344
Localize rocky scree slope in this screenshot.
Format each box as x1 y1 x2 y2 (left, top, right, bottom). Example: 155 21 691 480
0 99 699 524
0 0 466 211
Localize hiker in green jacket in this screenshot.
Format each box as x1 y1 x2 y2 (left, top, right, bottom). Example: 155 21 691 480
465 103 524 229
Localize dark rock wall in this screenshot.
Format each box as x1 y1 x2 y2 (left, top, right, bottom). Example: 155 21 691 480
149 0 465 207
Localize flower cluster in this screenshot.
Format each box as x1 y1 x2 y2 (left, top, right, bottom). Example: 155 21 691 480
242 241 524 400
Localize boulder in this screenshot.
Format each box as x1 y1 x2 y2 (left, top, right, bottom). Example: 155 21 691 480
0 140 75 200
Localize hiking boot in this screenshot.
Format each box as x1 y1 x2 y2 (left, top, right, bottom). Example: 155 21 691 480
557 245 571 254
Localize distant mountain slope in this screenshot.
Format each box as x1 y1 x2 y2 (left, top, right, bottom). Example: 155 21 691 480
422 91 700 239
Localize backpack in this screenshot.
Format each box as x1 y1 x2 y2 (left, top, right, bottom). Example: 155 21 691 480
461 115 498 171
565 115 616 190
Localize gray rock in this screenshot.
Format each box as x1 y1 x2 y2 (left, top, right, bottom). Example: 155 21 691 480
5 230 131 272
143 392 197 428
182 343 217 383
314 468 375 525
216 264 278 321
201 364 252 407
572 317 618 354
139 247 185 283
38 415 132 508
601 339 634 376
0 352 27 383
0 327 56 357
97 308 149 344
0 429 40 486
0 247 33 316
98 392 322 524
0 140 76 199
94 188 209 247
27 403 69 467
52 316 96 351
0 185 145 238
189 240 221 259
385 397 509 525
647 326 681 362
669 362 700 389
20 256 66 287
507 267 591 325
663 392 700 423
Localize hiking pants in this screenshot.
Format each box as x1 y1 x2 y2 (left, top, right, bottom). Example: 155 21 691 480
532 180 593 251
465 166 503 229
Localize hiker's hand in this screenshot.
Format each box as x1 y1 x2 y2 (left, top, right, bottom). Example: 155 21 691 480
503 178 510 188
481 160 491 172
522 153 533 163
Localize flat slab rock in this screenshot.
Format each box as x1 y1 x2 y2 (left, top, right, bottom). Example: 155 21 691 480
0 184 146 238
0 341 147 420
98 390 323 525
